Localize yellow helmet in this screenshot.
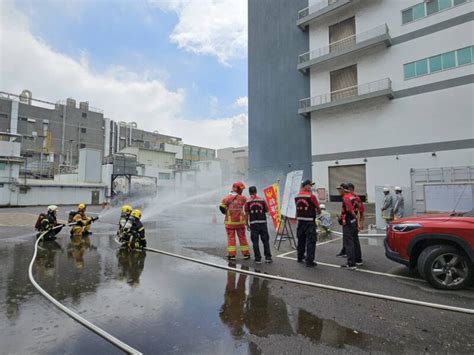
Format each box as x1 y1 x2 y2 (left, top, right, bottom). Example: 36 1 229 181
131 209 142 219
78 203 86 211
121 205 133 214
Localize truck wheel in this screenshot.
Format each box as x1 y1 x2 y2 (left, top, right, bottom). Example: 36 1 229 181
420 245 472 290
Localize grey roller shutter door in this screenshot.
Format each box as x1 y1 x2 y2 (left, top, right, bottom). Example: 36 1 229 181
329 164 367 200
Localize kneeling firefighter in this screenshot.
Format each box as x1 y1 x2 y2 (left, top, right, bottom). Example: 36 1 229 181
35 205 63 241
121 209 147 250
117 205 133 240
70 203 98 237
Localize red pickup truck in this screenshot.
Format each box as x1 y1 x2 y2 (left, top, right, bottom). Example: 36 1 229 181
385 209 474 290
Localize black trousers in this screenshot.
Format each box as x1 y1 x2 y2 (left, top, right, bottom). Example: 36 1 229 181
250 223 271 260
297 221 317 264
342 222 358 266
37 227 61 241
340 230 362 263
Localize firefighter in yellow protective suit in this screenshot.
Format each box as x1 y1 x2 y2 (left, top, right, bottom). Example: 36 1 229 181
71 203 98 237
117 205 133 241
121 209 147 250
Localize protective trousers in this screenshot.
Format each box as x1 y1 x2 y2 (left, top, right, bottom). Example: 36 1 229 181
297 221 317 265
250 223 272 261
226 227 249 257
342 222 357 266
340 230 362 263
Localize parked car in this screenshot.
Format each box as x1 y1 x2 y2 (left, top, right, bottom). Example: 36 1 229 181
385 209 474 290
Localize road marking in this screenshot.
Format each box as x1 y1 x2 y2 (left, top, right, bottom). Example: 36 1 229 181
140 244 474 315
277 254 423 282
317 237 342 246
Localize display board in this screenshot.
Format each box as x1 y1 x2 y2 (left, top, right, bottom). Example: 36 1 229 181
281 170 304 218
424 184 473 213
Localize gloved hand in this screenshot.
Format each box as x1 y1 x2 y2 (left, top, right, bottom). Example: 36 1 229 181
91 216 99 222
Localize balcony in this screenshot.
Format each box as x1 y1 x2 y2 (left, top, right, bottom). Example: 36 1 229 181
297 0 354 30
298 24 391 73
298 78 394 116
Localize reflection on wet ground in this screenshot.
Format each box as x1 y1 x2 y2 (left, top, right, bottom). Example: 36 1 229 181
0 228 398 354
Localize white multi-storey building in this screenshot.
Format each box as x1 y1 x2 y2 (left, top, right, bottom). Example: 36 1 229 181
296 0 473 202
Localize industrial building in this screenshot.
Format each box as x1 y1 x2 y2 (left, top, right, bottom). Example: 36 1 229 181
249 0 474 202
0 90 219 205
217 146 249 183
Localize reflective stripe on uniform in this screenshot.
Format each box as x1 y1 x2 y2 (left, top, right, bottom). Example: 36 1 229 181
297 217 314 221
240 245 249 251
227 246 237 252
249 220 266 224
138 227 144 231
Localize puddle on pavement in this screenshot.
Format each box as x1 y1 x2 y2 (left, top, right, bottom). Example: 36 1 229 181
0 229 399 354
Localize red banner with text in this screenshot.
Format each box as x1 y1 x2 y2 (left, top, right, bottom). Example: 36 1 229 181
263 183 281 229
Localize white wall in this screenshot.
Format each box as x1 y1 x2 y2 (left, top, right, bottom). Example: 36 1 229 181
15 185 107 206
313 148 474 202
163 143 183 160
310 85 474 155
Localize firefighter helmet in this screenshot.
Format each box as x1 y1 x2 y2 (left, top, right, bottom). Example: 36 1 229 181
131 209 142 219
121 205 133 214
320 204 326 210
78 203 86 211
47 205 58 212
232 181 245 193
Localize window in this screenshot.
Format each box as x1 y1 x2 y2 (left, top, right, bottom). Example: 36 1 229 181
404 46 474 79
82 112 87 118
439 0 452 11
402 9 413 24
404 62 416 79
402 0 467 24
415 59 428 76
413 3 425 19
426 0 439 15
81 127 86 133
0 163 5 170
442 51 456 69
457 47 472 65
0 113 8 119
80 143 86 149
429 55 442 72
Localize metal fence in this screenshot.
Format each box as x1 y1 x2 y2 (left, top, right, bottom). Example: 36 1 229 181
299 78 392 109
298 24 388 64
298 0 348 20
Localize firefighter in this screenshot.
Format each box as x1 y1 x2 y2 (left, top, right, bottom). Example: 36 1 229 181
393 186 405 220
117 204 133 241
336 182 364 266
381 187 394 226
337 183 358 270
35 205 63 241
295 179 321 268
220 181 250 261
121 209 147 250
245 186 272 264
71 203 98 237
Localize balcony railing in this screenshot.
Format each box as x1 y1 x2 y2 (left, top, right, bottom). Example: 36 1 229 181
299 78 393 111
298 24 389 65
298 0 341 20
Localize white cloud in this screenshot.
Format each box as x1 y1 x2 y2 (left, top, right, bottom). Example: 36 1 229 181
234 96 248 109
0 2 247 149
152 0 247 65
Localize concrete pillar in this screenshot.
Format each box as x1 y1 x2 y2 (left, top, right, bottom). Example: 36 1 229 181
10 101 18 134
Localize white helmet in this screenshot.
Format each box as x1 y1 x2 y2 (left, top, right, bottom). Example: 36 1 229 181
383 187 390 192
48 205 58 212
395 186 402 192
320 204 326 210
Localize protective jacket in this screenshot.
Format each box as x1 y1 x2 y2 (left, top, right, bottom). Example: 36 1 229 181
382 194 394 220
122 216 146 249
118 213 130 231
71 211 92 236
393 194 405 219
295 190 321 221
38 212 58 231
244 195 268 225
340 192 357 226
221 193 247 229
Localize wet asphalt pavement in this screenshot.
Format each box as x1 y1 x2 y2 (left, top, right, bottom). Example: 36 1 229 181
0 203 473 354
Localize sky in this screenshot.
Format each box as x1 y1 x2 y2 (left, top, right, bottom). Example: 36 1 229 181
0 0 248 149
